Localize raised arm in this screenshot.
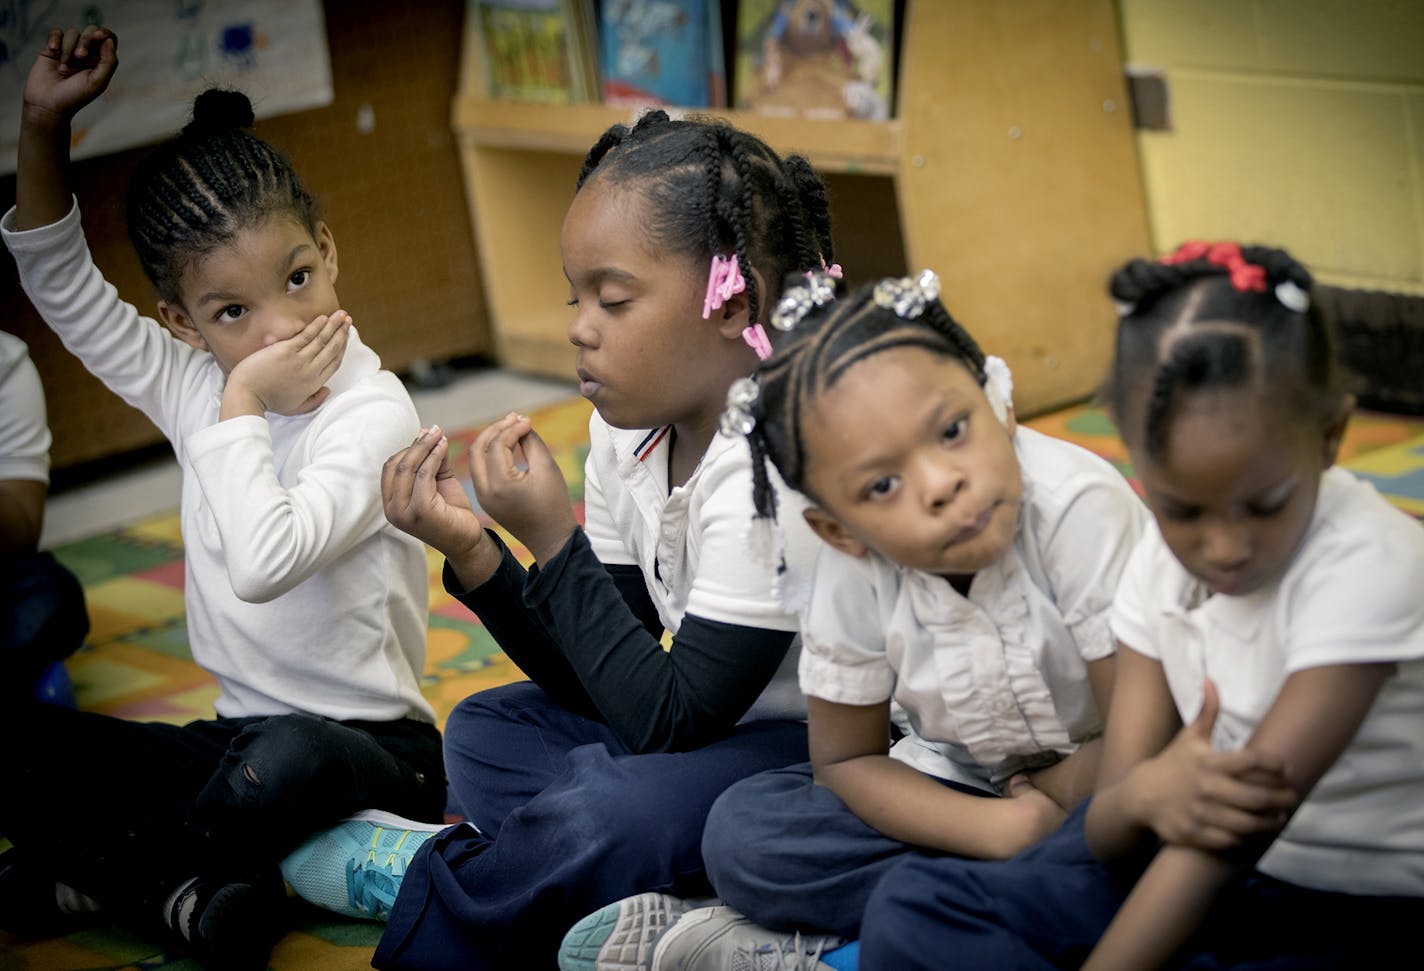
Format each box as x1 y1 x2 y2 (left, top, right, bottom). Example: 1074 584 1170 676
17 27 117 231
1083 661 1392 971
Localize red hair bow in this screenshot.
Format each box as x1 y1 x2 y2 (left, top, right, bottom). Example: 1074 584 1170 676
1160 240 1266 293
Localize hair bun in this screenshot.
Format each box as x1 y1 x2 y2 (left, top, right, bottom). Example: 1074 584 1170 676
182 89 255 140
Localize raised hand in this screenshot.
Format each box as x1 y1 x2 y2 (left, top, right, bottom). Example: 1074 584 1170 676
221 312 351 419
24 26 118 126
1132 680 1298 851
467 413 579 565
382 426 490 563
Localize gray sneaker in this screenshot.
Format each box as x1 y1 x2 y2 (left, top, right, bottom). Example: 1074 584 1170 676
649 906 847 971
559 892 714 971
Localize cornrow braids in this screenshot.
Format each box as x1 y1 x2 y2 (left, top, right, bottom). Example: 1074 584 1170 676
126 88 320 304
1106 241 1345 459
745 276 989 515
572 109 835 329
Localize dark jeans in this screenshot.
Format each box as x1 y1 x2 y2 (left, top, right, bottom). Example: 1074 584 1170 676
1 550 88 702
0 700 445 928
703 760 994 938
858 800 1424 971
375 681 809 971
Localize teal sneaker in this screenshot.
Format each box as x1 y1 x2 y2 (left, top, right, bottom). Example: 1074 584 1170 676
280 809 446 921
559 892 714 971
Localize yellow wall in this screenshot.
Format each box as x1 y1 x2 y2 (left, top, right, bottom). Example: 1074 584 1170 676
1117 0 1424 293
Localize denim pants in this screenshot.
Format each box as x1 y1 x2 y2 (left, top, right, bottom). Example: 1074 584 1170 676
0 700 445 924
858 800 1424 971
375 681 809 971
1 550 88 702
702 760 994 938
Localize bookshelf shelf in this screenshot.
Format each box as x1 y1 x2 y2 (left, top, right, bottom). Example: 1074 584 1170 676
452 96 904 176
452 0 1152 416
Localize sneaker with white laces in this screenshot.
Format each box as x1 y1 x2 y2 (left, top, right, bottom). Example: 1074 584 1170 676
558 891 716 971
649 906 847 971
280 809 447 921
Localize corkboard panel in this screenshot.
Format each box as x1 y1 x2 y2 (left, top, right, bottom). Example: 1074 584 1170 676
0 0 489 472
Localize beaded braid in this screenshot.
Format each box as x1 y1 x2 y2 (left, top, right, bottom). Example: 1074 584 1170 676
572 109 835 332
1107 242 1342 460
127 89 319 303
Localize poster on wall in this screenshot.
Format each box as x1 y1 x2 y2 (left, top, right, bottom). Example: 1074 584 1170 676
0 0 333 176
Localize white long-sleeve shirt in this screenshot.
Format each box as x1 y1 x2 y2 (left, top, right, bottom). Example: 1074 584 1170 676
4 202 434 723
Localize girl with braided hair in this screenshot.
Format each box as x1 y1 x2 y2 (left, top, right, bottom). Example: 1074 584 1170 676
283 108 839 969
573 270 1149 970
1 27 444 971
858 242 1424 971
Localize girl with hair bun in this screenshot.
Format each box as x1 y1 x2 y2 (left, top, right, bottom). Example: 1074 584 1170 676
1 26 443 971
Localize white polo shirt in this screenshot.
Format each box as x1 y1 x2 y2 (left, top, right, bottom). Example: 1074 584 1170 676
798 427 1149 791
0 330 51 484
582 414 818 723
1111 466 1424 896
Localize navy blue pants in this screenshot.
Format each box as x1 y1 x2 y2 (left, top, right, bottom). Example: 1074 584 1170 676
703 760 993 938
374 681 809 971
1 550 88 703
858 801 1424 970
0 700 444 926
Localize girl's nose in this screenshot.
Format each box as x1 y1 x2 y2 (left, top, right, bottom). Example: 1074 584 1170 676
920 454 966 511
1201 521 1251 570
567 305 596 348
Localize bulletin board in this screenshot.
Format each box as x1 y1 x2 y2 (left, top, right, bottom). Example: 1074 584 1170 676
0 0 333 175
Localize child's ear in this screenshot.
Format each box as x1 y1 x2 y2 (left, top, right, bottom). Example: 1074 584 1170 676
803 506 869 559
712 264 766 341
1321 393 1356 468
316 221 339 285
157 301 208 352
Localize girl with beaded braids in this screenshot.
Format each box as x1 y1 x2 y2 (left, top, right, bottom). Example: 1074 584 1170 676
1 27 443 971
573 270 1149 970
281 108 836 970
856 242 1424 971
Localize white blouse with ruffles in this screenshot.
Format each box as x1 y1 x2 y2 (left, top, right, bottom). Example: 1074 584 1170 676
797 426 1148 792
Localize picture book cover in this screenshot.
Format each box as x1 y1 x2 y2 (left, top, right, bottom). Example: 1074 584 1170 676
467 0 597 103
599 1 726 108
733 0 893 121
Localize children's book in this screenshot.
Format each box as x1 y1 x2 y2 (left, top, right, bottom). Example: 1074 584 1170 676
598 0 727 109
464 0 598 103
733 0 894 121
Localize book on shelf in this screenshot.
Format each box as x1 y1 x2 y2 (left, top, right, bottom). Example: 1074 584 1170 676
598 0 728 109
462 0 599 103
733 0 894 121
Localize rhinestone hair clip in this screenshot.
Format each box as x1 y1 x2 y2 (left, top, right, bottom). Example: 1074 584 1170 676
770 271 837 333
872 269 940 319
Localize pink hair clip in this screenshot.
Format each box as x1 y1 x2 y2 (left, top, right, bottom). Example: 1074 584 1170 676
741 323 773 360
820 256 844 280
703 254 747 318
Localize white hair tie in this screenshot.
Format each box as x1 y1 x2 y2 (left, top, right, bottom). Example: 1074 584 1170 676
983 355 1014 426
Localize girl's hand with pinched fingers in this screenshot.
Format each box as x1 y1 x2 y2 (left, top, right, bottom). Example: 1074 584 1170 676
23 26 119 129
222 311 351 419
468 413 579 565
381 427 488 560
1131 680 1300 852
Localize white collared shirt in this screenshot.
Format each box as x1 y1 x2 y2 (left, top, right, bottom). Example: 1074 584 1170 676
799 427 1148 791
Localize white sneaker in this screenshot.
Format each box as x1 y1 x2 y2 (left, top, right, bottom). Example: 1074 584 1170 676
559 892 715 971
649 906 847 971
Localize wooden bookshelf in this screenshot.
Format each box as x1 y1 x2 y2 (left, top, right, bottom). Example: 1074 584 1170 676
451 0 1150 416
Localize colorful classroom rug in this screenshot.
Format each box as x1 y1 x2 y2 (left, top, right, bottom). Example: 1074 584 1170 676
4 397 1423 970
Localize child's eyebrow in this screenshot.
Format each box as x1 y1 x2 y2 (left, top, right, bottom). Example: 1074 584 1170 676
278 243 313 272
